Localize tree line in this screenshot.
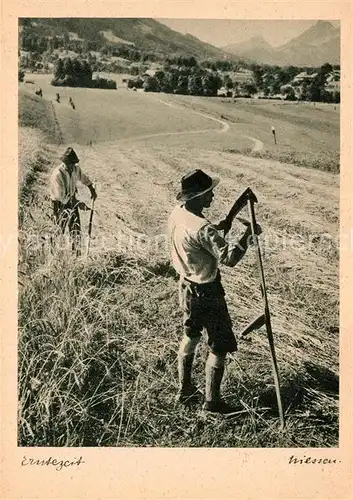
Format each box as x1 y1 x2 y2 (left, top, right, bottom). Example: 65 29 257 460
52 58 116 89
126 59 339 102
250 62 340 102
129 65 223 97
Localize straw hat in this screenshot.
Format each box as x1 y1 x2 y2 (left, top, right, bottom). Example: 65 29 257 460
176 169 220 202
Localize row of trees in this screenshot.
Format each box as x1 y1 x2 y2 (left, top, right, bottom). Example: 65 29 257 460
127 60 339 102
249 62 340 102
127 59 307 98
129 65 223 96
51 58 116 89
298 63 340 103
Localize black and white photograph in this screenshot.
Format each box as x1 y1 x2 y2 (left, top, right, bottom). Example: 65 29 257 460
17 17 340 450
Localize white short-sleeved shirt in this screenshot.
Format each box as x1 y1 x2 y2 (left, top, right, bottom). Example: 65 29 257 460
50 163 91 204
168 205 237 284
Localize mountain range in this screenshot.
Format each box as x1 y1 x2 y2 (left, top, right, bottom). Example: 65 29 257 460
20 18 339 67
222 21 340 67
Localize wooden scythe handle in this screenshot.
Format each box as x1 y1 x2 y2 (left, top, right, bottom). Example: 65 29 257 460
247 198 285 429
86 198 95 257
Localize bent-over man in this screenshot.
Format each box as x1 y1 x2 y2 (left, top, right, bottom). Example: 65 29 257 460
50 147 97 254
168 169 259 414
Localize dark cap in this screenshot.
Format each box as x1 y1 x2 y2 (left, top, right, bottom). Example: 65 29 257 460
61 147 79 164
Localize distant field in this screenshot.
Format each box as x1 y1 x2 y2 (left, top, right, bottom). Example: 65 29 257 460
150 93 340 173
20 75 222 146
20 74 339 173
167 93 339 153
18 75 339 447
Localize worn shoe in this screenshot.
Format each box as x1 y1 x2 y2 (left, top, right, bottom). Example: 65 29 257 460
176 384 200 404
203 399 238 415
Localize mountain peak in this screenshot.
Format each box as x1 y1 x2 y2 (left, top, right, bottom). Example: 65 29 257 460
245 35 272 47
223 35 272 54
222 20 339 67
308 20 337 35
280 20 338 49
315 20 336 28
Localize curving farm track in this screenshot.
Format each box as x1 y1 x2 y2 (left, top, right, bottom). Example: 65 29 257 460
150 95 264 153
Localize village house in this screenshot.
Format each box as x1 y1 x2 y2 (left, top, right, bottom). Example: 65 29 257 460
229 68 254 85
142 68 158 78
292 71 318 84
325 70 340 93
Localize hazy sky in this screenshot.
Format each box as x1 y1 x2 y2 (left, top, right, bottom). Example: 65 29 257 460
157 19 339 48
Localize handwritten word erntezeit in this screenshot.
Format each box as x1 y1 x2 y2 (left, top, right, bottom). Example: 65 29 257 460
21 456 85 471
289 455 340 465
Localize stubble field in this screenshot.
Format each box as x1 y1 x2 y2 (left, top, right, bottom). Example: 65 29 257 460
18 74 339 447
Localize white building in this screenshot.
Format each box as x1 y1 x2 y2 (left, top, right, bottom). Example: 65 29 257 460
292 72 318 84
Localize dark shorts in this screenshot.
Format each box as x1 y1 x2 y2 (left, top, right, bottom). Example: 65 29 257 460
179 274 237 354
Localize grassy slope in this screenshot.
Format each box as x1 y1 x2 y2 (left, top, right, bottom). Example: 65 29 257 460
18 92 61 224
53 89 220 145
19 91 62 142
18 89 339 447
164 94 340 173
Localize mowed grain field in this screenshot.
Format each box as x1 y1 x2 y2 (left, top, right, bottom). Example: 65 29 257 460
19 73 339 447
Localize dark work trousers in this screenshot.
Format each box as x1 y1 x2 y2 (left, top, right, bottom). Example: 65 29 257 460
52 199 81 255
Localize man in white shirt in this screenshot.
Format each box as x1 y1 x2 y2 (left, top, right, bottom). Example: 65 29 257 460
50 147 97 254
168 169 259 414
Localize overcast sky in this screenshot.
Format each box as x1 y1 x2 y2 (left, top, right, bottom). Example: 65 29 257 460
157 19 339 48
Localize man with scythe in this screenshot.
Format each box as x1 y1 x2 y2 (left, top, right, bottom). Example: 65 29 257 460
50 147 97 255
168 169 261 414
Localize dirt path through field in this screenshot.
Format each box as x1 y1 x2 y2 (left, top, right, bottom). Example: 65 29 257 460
149 94 264 153
163 93 339 154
